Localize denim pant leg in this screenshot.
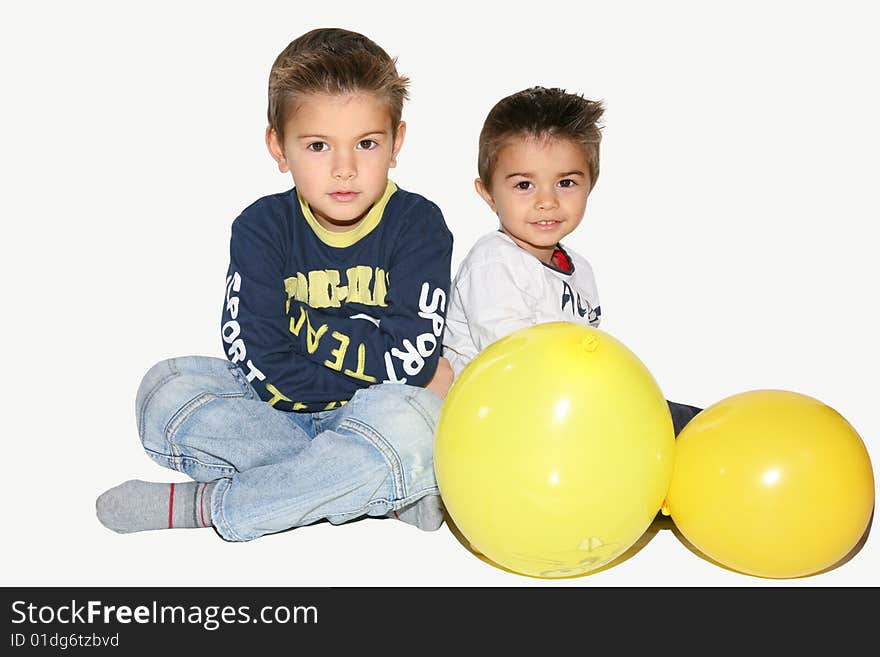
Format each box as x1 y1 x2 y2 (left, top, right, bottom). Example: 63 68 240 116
136 356 313 481
211 383 443 542
667 400 703 437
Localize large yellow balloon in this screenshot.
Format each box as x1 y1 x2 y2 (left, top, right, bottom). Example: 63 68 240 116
434 322 675 578
665 390 875 578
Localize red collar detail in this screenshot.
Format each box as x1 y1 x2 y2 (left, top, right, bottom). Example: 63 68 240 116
551 248 572 273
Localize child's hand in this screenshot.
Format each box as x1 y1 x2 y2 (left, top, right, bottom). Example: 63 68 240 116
425 357 455 400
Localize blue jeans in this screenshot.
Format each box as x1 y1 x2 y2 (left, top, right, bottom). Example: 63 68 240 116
667 401 703 436
135 356 443 542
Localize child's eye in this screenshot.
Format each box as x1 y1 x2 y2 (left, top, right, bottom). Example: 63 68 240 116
357 139 378 150
558 179 576 188
307 142 329 152
515 181 533 190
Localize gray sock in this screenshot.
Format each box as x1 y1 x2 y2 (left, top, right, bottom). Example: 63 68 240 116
96 479 216 534
388 494 446 531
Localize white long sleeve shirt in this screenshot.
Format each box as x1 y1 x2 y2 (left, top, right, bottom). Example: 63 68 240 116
443 230 601 377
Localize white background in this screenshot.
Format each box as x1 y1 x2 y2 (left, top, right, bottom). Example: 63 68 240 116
2 0 878 587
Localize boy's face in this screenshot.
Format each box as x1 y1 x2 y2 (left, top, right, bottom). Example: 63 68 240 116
267 92 405 232
476 136 591 263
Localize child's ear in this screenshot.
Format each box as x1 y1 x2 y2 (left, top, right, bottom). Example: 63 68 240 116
474 178 497 212
389 121 407 168
265 127 290 174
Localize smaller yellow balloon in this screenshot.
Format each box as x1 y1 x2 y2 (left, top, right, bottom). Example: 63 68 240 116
665 390 874 578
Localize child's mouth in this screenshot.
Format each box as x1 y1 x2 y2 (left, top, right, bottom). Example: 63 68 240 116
330 191 360 202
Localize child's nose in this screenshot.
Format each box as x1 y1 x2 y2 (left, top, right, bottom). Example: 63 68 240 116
332 154 356 180
535 191 559 211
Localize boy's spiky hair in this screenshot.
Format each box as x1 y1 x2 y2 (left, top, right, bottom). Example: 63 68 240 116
478 86 605 189
267 28 409 140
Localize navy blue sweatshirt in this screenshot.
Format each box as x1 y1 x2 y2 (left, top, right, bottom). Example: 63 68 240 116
220 181 453 412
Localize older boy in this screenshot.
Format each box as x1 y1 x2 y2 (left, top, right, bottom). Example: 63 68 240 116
443 86 700 434
96 28 454 541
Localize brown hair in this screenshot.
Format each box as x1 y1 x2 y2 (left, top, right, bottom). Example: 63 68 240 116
267 28 409 141
478 86 605 189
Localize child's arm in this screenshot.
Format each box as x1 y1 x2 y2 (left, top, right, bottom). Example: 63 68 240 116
425 355 454 399
222 216 356 409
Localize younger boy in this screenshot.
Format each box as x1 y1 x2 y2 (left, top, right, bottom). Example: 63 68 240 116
96 28 454 541
443 86 700 434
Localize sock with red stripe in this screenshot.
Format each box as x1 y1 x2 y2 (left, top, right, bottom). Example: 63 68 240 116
96 480 216 534
386 494 445 531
